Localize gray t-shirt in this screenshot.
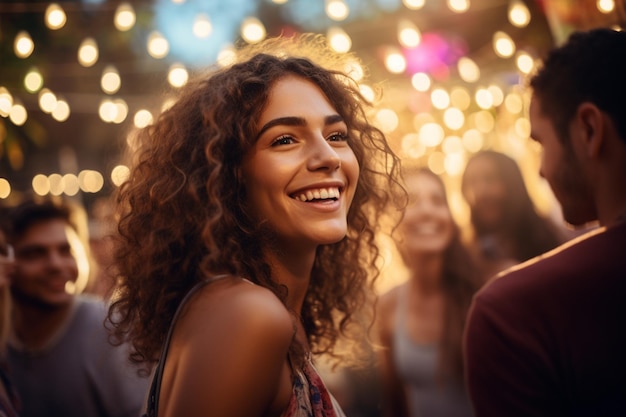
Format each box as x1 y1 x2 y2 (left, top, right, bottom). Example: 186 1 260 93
8 295 149 417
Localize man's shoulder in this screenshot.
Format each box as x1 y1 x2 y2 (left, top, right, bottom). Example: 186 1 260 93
476 224 624 306
75 294 108 320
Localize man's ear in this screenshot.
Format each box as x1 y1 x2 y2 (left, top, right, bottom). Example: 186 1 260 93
575 102 604 158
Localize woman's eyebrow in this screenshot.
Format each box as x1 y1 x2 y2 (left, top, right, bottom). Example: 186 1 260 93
256 114 345 140
256 116 306 140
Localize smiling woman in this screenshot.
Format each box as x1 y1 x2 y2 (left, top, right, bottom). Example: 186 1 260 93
106 34 404 417
376 167 484 417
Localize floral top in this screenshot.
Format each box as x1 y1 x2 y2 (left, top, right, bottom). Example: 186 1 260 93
281 359 346 417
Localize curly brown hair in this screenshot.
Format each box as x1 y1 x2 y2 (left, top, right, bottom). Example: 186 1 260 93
106 34 404 370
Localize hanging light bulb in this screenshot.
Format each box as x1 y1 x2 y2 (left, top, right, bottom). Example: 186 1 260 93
508 0 531 28
45 3 67 30
397 19 421 48
78 38 99 67
14 31 34 58
114 3 136 31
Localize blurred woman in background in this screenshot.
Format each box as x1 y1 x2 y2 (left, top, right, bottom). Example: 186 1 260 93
377 167 483 417
461 150 567 277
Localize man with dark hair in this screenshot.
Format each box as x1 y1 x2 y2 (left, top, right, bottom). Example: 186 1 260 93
4 197 149 417
464 28 626 417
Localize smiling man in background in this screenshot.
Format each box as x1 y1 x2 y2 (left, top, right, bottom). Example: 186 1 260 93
3 197 149 417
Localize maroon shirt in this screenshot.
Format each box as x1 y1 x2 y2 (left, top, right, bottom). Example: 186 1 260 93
464 222 626 417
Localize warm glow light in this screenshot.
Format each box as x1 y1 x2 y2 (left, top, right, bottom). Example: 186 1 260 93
443 135 463 154
597 0 615 13
241 17 266 44
411 72 431 92
48 173 63 196
193 13 212 38
403 0 426 9
327 27 352 53
398 19 421 48
413 112 435 130
457 57 480 83
448 0 470 13
24 68 44 93
114 3 136 31
508 0 530 27
450 86 471 110
428 151 446 174
217 45 237 67
375 108 399 133
326 0 349 21
78 38 99 67
516 51 535 74
99 99 116 122
78 170 104 193
344 61 363 81
32 174 50 196
401 133 425 159
45 3 67 30
462 129 484 152
419 123 445 147
475 88 494 110
65 225 90 295
9 103 27 126
52 99 70 122
62 174 80 196
359 85 375 102
0 87 13 117
505 92 523 113
113 99 128 124
14 31 34 58
0 179 10 199
473 110 495 133
515 117 531 138
431 88 450 110
134 109 154 128
385 49 407 74
487 84 504 106
38 88 57 114
443 107 465 130
147 31 169 59
168 63 189 88
444 152 465 176
101 65 121 94
493 31 516 58
111 165 130 186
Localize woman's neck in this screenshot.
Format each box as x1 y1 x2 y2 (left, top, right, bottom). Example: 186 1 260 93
407 254 444 296
263 245 315 314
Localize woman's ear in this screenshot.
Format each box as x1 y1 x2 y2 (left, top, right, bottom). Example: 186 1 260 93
576 102 605 158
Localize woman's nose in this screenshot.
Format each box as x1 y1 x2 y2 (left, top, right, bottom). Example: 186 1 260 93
307 136 341 171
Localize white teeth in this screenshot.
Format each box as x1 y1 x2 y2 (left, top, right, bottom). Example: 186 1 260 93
294 187 340 202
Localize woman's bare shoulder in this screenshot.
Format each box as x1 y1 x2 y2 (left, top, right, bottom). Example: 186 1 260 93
179 276 294 342
160 277 295 416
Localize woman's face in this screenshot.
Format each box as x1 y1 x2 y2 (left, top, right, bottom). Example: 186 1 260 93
462 156 508 230
397 173 455 258
241 75 359 254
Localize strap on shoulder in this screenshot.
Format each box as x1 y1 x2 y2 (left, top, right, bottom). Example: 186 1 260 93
143 274 230 417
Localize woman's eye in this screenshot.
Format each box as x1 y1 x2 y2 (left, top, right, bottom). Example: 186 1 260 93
328 132 348 142
271 135 295 146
